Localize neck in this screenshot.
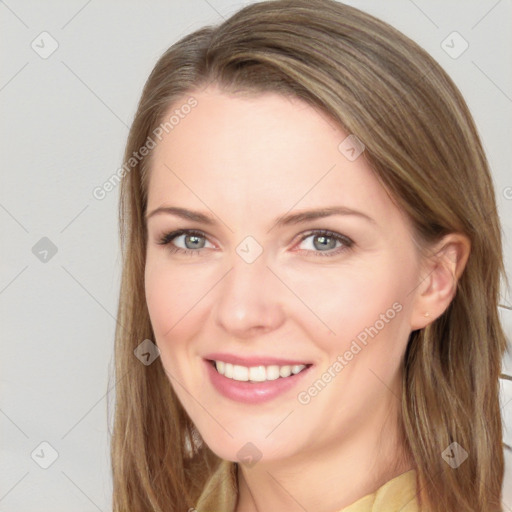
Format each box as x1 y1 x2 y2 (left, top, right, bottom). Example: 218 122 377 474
235 402 414 512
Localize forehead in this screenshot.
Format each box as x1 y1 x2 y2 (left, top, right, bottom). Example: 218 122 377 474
153 86 338 162
147 87 402 229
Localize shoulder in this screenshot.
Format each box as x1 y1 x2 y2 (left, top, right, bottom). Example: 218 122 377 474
340 469 419 512
194 459 238 512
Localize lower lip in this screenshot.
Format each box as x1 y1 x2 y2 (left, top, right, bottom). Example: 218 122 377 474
204 359 312 404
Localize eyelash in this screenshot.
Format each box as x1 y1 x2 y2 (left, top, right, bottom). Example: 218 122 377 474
156 229 354 258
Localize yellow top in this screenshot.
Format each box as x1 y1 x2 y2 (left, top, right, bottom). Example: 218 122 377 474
194 459 419 511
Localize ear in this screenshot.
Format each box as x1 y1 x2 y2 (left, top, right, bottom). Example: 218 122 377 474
409 233 471 331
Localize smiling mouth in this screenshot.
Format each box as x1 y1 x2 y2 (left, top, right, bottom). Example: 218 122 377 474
208 359 312 383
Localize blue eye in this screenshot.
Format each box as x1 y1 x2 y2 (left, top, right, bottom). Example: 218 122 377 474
157 229 213 257
157 229 354 257
296 230 353 256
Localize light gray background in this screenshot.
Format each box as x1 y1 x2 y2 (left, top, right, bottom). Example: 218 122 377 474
1 1 511 510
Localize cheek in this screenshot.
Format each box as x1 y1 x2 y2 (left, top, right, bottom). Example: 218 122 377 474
144 260 196 383
144 255 209 339
293 255 412 361
144 256 222 386
145 259 174 338
283 260 398 345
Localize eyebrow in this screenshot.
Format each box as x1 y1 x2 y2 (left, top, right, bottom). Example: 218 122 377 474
145 205 376 228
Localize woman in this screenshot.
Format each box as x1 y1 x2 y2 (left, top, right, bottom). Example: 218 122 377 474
110 0 510 510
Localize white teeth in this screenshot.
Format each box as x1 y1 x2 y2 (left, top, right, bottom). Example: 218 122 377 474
232 365 249 381
225 363 234 378
266 365 280 380
249 366 266 382
279 366 292 378
214 361 307 382
292 365 304 375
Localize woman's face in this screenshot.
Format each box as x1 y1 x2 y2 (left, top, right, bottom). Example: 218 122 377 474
144 85 426 464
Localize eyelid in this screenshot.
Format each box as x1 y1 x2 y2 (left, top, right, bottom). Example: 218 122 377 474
297 229 352 245
157 228 215 247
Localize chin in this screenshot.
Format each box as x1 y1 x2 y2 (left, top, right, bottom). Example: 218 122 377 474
198 426 297 466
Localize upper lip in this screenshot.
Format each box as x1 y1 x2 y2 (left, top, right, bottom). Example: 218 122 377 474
204 352 312 367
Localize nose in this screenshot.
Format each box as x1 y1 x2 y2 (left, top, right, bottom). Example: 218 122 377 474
213 253 286 339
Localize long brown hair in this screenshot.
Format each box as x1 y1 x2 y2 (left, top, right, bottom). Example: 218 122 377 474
109 1 510 510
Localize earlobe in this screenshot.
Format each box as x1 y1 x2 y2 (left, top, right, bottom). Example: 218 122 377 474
409 233 471 331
